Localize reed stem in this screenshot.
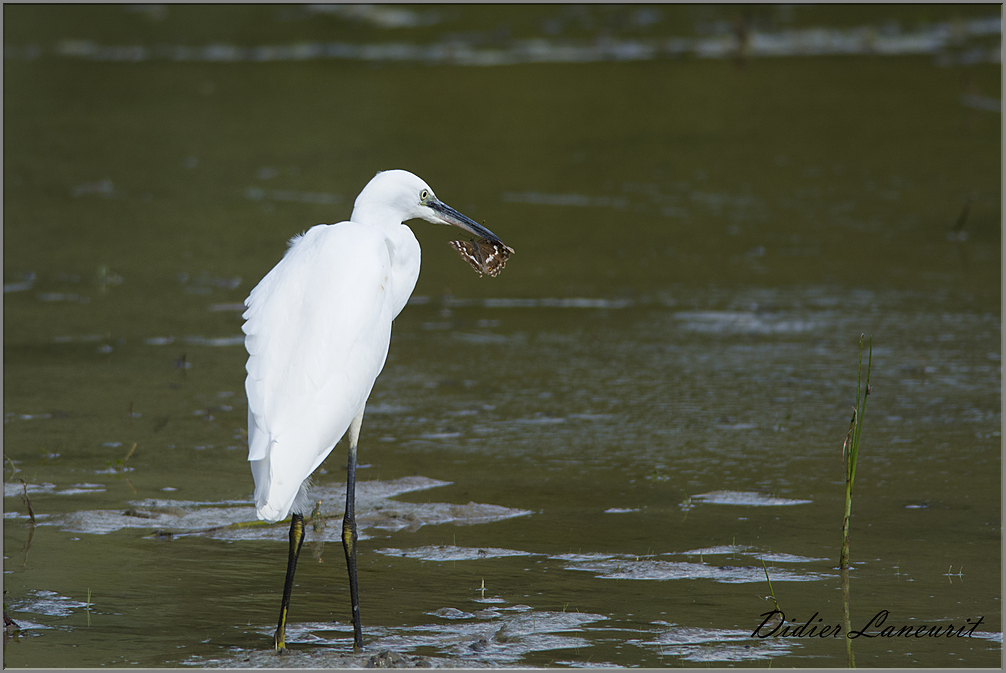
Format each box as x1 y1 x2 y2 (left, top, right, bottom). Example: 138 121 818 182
840 334 872 570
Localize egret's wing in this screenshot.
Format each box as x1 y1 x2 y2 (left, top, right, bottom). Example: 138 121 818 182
243 222 396 521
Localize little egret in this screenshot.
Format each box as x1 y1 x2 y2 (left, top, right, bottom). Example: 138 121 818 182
242 169 511 651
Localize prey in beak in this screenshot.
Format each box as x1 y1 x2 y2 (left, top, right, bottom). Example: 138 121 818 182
427 197 514 278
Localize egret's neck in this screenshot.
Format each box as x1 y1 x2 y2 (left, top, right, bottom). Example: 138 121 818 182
349 203 408 234
347 201 421 319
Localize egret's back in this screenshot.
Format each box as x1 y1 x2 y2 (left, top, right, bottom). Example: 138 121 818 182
243 221 411 522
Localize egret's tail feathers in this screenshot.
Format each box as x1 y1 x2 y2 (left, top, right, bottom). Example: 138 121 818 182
256 501 286 524
252 457 313 523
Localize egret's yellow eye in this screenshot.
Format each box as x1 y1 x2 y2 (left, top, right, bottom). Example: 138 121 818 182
420 189 430 201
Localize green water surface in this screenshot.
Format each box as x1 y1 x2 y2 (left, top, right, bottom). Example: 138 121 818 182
4 5 1001 668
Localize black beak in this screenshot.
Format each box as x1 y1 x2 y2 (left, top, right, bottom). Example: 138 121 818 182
429 199 507 247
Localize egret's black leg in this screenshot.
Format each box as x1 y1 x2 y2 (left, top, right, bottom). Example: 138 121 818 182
342 410 365 651
274 512 306 650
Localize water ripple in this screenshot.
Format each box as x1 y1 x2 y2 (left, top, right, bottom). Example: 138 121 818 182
6 17 998 65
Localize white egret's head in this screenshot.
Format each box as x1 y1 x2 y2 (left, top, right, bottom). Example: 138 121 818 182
352 169 506 245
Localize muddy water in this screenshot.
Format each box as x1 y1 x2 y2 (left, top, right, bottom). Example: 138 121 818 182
3 5 1001 668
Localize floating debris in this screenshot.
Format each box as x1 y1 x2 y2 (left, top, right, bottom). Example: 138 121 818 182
549 552 618 563
376 545 535 562
563 557 832 584
690 491 812 506
8 590 88 618
679 545 755 556
13 17 999 66
641 625 795 662
752 552 830 563
37 476 529 539
427 607 476 620
3 482 105 497
217 609 606 666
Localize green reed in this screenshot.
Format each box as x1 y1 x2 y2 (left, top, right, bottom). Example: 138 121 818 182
840 334 872 570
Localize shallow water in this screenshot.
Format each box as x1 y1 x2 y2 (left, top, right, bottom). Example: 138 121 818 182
3 4 1001 668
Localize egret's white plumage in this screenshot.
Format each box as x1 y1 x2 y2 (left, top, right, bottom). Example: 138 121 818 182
244 171 426 522
242 169 510 650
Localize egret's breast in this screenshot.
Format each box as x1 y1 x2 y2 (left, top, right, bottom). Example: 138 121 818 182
386 224 421 319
